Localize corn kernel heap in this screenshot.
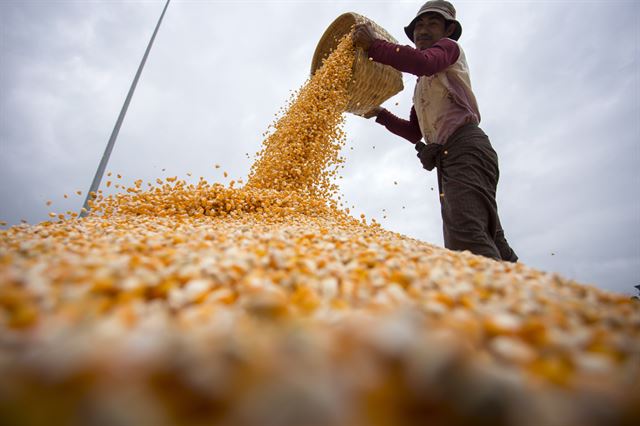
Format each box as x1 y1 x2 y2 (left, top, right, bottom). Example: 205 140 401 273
1 33 639 426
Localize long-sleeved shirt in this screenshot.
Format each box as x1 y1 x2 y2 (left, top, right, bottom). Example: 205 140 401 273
368 38 480 145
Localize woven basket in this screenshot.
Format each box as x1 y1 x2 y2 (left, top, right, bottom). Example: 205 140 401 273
310 12 404 116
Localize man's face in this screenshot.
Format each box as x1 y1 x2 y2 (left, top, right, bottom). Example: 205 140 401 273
413 13 450 50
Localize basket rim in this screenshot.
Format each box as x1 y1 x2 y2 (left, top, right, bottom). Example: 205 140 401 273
310 12 360 77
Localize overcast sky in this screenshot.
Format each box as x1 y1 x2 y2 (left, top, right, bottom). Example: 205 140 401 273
1 0 638 295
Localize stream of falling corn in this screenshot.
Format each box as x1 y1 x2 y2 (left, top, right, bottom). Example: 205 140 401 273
1 33 639 426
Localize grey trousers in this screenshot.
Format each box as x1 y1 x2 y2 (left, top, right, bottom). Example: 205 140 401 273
419 123 518 262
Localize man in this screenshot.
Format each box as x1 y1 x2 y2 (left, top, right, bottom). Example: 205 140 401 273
353 1 517 262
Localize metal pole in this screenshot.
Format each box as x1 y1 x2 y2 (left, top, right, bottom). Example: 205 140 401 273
80 0 171 217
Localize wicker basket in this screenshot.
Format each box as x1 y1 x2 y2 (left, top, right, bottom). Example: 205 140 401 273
310 12 404 116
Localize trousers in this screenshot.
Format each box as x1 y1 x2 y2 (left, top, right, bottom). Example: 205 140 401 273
416 124 518 262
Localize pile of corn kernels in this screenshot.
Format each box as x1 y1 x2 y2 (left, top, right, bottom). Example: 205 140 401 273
1 33 639 426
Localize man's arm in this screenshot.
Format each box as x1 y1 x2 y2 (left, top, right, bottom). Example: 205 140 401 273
352 22 459 76
368 38 460 77
373 106 422 144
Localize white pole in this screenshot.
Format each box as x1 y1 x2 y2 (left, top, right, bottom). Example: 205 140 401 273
80 0 171 217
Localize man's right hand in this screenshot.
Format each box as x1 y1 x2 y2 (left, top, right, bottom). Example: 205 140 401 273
361 106 382 119
352 23 377 51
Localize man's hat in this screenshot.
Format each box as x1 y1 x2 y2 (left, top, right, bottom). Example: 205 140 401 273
404 1 462 42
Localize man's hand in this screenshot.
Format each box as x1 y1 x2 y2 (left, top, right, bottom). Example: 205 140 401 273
415 142 441 171
360 106 382 119
352 23 377 51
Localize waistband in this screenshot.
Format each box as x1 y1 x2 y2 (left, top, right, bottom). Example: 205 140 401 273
445 122 484 146
416 123 486 171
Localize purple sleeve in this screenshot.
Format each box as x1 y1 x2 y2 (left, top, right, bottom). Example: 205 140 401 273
375 106 422 144
368 38 460 76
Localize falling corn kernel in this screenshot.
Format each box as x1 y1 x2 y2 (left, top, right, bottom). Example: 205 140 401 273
46 201 52 206
76 191 82 196
106 181 111 188
395 47 400 52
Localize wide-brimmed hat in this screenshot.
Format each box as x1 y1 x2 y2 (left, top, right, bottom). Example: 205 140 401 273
404 0 462 42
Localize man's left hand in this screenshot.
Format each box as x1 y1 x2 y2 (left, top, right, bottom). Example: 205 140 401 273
353 23 377 51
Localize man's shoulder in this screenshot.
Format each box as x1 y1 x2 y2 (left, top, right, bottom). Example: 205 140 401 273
432 38 462 68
